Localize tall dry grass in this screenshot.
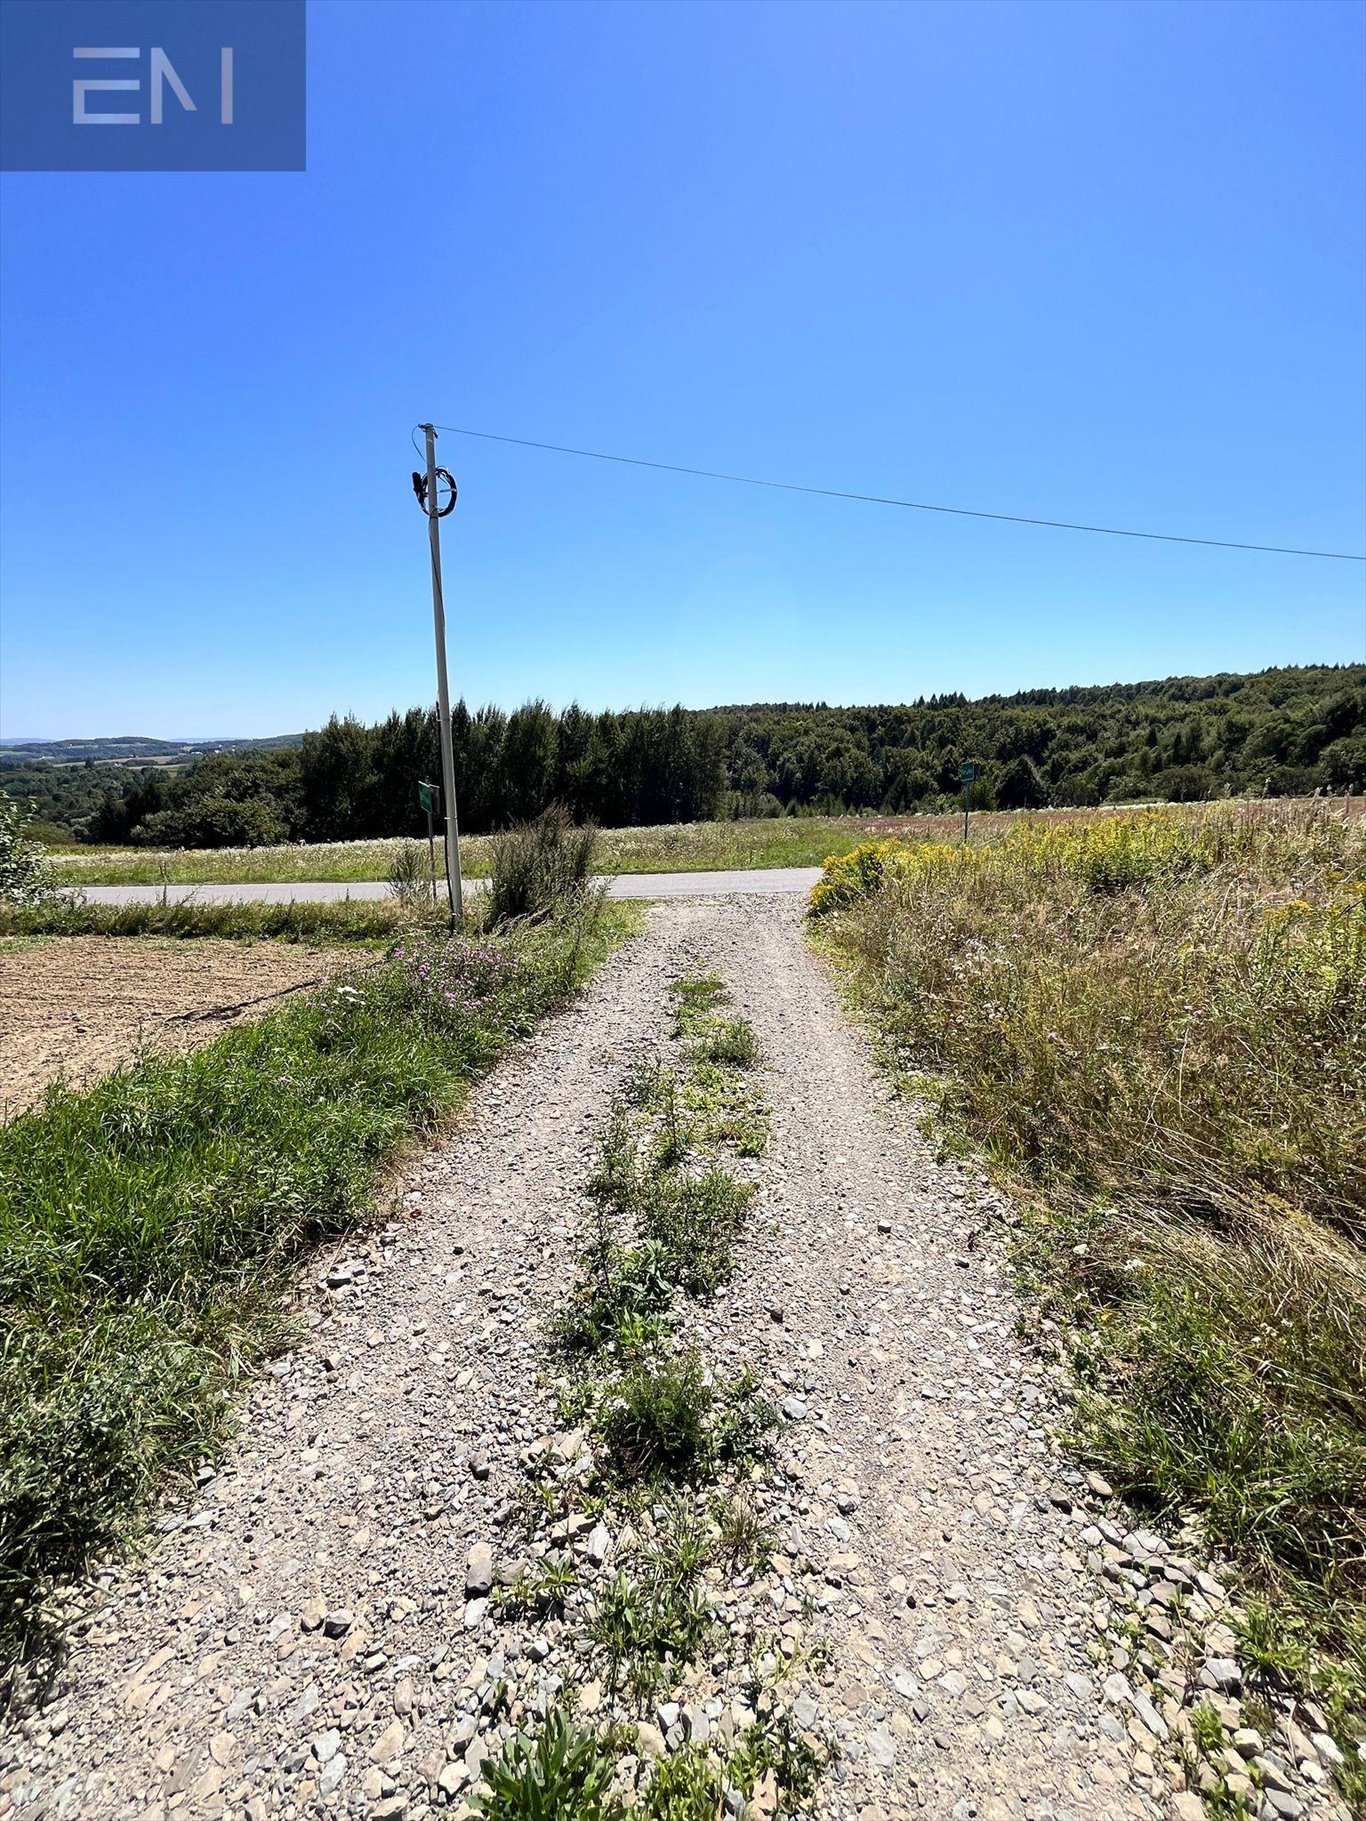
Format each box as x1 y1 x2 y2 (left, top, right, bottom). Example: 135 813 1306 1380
813 803 1366 1784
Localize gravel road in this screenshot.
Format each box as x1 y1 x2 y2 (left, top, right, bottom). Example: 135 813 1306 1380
68 869 823 907
0 900 1345 1821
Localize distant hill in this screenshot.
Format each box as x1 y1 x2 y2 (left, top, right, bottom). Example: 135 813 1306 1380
0 734 300 767
0 735 303 841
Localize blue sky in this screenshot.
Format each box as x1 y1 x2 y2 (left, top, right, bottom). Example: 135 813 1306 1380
1 0 1363 739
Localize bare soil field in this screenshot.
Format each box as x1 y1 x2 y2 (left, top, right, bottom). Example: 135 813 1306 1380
0 937 339 1118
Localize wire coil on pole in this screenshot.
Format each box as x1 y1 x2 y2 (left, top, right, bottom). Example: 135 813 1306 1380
410 468 458 517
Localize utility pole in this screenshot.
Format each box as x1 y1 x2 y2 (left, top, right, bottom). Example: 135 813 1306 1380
417 424 463 926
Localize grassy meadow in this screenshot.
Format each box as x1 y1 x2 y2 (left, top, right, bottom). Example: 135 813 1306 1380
810 802 1366 1792
0 900 639 1669
42 803 1213 886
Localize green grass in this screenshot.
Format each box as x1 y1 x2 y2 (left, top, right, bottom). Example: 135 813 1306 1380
590 1499 716 1702
40 803 1188 886
0 900 640 1668
812 802 1366 1796
0 896 435 943
41 820 856 885
473 1694 831 1821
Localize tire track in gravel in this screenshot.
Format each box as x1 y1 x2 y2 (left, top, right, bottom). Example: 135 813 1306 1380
1 898 1345 1821
645 899 1167 1821
683 899 1159 1821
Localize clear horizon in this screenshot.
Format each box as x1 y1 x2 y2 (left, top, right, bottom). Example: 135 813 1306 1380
2 0 1363 740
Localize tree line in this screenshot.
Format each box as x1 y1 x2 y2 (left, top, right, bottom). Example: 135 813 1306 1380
79 703 727 847
11 665 1362 847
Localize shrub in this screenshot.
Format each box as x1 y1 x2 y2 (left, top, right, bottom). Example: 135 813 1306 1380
0 794 56 906
386 837 435 905
487 805 600 926
806 839 906 917
133 794 288 849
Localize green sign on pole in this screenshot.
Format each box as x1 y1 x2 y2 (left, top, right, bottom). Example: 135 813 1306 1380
960 761 978 842
418 781 440 902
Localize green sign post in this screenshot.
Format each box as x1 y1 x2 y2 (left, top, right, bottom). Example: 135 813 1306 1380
418 780 440 901
959 761 979 842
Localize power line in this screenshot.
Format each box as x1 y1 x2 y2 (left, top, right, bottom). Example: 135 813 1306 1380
424 423 1365 563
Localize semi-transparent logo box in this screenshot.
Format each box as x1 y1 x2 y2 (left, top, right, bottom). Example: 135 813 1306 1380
1 0 306 172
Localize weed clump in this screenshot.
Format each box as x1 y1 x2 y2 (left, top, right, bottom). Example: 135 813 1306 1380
474 1705 623 1820
590 1501 715 1704
713 1491 772 1570
700 1019 759 1068
552 1231 675 1358
487 805 600 926
471 1694 832 1821
600 1353 712 1482
493 1556 580 1620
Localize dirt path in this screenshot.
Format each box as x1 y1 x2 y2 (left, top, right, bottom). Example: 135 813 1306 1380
0 939 340 1118
0 901 1345 1821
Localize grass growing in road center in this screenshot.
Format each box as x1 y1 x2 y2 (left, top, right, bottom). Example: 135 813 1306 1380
0 901 639 1671
488 968 830 1821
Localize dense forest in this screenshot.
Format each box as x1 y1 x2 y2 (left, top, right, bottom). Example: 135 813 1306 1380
5 666 1362 847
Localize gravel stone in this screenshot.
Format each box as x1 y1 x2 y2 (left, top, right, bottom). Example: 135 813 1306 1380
465 1541 495 1597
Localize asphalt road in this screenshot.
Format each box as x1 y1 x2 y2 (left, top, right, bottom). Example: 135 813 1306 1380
70 867 824 906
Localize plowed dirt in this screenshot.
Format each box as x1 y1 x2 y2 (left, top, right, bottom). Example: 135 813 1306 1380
0 937 339 1117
